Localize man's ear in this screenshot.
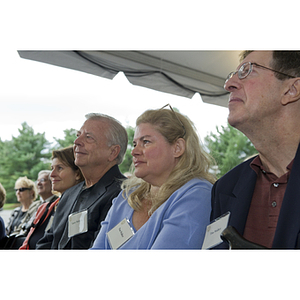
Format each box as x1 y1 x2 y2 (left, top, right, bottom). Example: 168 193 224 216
173 138 186 158
282 79 300 105
108 145 121 162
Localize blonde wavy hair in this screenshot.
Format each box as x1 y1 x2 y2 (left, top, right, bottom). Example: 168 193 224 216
15 176 38 201
122 106 216 215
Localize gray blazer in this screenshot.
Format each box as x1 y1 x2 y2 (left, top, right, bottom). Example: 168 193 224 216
36 165 125 249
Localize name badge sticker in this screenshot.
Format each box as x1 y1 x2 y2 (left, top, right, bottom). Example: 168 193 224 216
68 210 88 238
107 218 135 249
202 212 230 250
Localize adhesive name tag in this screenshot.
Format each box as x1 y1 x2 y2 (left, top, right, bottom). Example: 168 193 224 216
202 212 230 250
107 218 135 249
68 210 88 238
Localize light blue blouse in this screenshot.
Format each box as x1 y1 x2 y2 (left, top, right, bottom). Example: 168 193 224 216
90 178 212 249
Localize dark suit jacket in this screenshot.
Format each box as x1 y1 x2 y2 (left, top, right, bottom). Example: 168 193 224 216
36 165 125 249
211 144 300 249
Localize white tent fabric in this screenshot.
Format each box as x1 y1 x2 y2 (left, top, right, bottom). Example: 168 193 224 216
18 50 241 107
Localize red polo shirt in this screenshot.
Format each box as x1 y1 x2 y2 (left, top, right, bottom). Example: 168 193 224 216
243 156 293 248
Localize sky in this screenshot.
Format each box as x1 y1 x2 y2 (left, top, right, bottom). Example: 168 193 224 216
0 49 229 147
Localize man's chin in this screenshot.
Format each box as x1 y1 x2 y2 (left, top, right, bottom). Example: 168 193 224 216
74 159 84 168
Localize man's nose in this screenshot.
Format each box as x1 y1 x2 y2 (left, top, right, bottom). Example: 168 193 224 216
224 72 240 92
74 135 83 146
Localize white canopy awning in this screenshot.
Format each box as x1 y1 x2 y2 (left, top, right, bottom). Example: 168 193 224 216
18 50 241 107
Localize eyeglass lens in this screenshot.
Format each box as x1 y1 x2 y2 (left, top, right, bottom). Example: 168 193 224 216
238 62 252 79
36 178 47 184
225 62 252 83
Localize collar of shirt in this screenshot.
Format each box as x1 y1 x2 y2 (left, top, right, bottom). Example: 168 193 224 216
250 155 294 183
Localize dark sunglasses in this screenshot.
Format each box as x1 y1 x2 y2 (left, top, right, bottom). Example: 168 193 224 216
14 187 31 192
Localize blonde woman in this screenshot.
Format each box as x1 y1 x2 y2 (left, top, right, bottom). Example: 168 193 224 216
91 105 216 249
6 177 42 238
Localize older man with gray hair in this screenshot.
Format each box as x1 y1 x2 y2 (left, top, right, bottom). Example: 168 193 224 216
36 170 58 203
36 113 128 249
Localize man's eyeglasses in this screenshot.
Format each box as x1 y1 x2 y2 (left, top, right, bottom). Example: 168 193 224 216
35 178 48 184
14 187 31 192
160 104 186 137
225 61 296 84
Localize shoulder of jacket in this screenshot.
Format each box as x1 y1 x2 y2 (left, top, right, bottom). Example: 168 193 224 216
31 199 43 207
61 182 84 197
12 206 21 214
27 200 43 212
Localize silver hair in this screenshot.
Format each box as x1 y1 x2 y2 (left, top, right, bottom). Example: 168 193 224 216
85 113 128 165
38 170 51 179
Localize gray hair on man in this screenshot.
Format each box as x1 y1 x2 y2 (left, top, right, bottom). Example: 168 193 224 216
38 170 51 179
85 113 128 165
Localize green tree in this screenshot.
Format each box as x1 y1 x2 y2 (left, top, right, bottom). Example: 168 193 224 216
53 128 77 149
0 122 51 203
119 126 135 174
204 124 257 178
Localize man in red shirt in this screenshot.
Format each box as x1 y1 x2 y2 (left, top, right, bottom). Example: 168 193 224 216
211 51 300 249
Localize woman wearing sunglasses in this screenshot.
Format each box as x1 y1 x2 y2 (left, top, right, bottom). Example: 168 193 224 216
6 177 42 243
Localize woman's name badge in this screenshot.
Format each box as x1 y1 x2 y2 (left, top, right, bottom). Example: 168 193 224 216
107 218 135 249
68 210 88 238
202 212 230 249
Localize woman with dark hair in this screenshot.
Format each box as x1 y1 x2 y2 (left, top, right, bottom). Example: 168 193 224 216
20 146 84 249
91 105 216 249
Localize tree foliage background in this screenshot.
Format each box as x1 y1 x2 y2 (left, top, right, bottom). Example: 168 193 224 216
0 120 257 203
0 123 51 203
119 126 134 174
204 124 257 178
0 123 135 204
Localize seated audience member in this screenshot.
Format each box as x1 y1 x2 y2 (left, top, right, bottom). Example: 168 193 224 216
6 177 42 248
211 50 300 249
0 183 7 246
0 216 5 247
0 183 6 212
20 146 84 249
36 170 58 203
91 105 215 250
36 113 128 249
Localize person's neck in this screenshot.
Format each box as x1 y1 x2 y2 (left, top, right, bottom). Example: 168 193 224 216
40 192 54 201
237 111 300 177
81 164 116 188
21 200 33 211
248 128 300 177
256 141 299 178
149 185 160 197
